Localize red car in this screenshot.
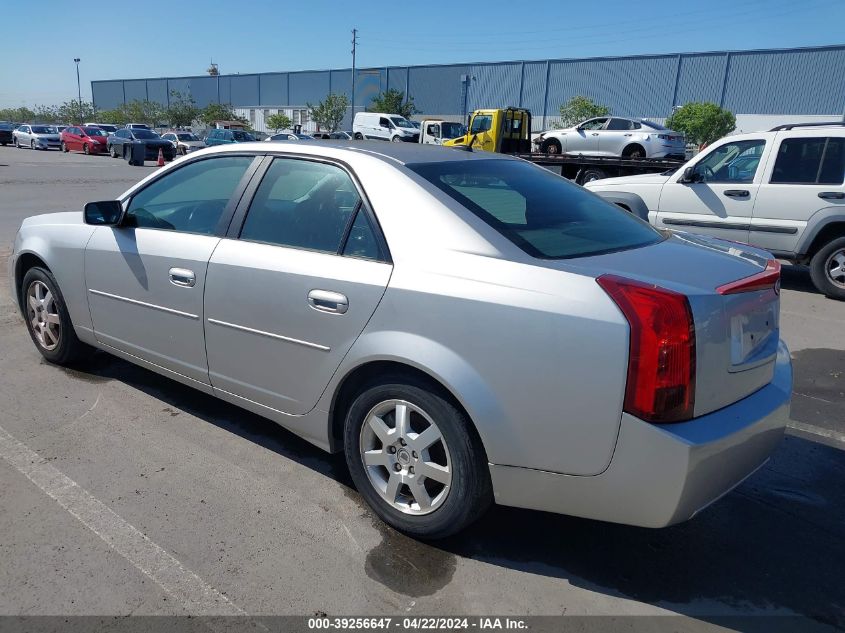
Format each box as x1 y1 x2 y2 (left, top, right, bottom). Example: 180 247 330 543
60 126 110 155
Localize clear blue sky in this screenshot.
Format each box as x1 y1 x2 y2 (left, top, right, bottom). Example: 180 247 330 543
1 0 842 108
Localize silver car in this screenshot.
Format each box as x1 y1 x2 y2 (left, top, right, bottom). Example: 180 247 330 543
536 117 686 159
161 131 206 155
9 142 791 538
13 124 61 150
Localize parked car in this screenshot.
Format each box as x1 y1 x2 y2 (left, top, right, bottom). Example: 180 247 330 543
329 131 354 140
353 112 419 142
265 132 315 142
535 117 685 159
125 123 151 130
311 131 331 139
161 131 206 155
205 128 256 146
0 122 13 145
60 126 110 154
107 128 174 161
51 125 68 135
586 122 845 299
85 123 119 135
10 142 791 539
13 124 61 150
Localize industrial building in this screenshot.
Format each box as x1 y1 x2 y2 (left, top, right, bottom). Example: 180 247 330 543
91 44 845 133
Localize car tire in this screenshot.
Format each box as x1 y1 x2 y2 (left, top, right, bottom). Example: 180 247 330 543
343 377 492 539
623 144 646 159
109 144 118 158
15 137 21 148
580 168 607 184
1 141 7 146
354 133 364 140
391 136 403 143
30 140 36 150
83 143 89 155
21 267 92 366
61 142 68 153
809 236 845 300
543 138 562 154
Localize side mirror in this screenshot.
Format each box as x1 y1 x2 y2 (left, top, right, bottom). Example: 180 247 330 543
680 166 698 184
84 200 123 226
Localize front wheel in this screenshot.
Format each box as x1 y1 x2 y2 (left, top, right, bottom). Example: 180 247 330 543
109 144 118 158
354 133 364 140
810 236 845 300
391 136 402 143
61 142 68 153
83 143 89 155
30 140 36 150
344 379 492 539
543 138 562 154
21 267 91 365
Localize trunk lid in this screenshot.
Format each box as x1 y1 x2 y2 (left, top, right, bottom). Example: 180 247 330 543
551 232 780 417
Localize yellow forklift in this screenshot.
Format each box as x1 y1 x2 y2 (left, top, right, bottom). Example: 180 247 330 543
443 107 532 153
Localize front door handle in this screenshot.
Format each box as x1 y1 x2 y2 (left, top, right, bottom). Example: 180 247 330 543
818 191 845 200
308 289 348 314
723 189 750 198
168 267 196 287
591 133 599 136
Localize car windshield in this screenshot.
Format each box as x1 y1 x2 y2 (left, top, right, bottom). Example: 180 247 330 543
641 120 667 130
31 126 52 134
177 133 199 141
390 117 414 129
133 130 159 139
97 125 117 132
409 159 663 259
232 131 255 141
441 122 466 139
82 128 106 136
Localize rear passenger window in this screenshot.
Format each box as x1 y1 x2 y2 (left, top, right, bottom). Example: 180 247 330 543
771 137 845 185
342 210 382 260
606 118 633 131
240 159 362 254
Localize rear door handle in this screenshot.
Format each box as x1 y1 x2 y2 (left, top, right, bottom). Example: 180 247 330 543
308 289 348 314
168 267 196 287
818 191 845 200
591 133 599 136
623 133 633 136
723 190 750 198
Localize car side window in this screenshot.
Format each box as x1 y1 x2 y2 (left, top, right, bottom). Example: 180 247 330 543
580 118 608 131
470 115 493 134
771 137 845 185
240 158 362 254
606 118 632 131
379 117 390 128
694 139 766 183
124 156 254 234
342 208 382 260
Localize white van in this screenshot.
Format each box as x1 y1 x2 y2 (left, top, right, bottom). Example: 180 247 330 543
353 112 419 142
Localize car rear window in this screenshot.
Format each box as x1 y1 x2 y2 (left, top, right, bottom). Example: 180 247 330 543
409 159 663 259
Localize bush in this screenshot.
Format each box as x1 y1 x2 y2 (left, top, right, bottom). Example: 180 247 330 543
554 96 610 129
666 102 736 147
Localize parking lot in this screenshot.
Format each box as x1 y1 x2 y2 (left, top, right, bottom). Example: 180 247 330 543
1 146 844 630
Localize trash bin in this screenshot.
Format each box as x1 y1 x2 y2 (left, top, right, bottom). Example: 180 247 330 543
124 140 146 166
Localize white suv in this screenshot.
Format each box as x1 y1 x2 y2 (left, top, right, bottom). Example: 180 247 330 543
586 123 845 299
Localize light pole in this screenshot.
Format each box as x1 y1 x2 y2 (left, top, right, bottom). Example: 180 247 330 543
351 29 357 123
73 58 82 123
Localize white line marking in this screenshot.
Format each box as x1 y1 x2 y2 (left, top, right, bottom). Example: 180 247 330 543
788 421 845 445
0 424 246 616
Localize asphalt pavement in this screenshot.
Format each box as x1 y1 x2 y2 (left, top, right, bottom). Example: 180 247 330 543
0 146 843 631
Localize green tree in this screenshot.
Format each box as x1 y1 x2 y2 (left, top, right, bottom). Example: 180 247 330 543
199 103 248 128
666 102 736 147
368 88 418 118
33 104 59 123
166 90 199 128
56 100 96 123
265 112 292 132
307 93 349 132
97 108 129 125
0 106 34 122
120 100 165 126
554 96 611 129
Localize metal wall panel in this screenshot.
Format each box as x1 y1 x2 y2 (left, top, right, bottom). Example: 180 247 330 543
188 76 220 108
355 69 386 110
146 79 168 105
259 73 288 106
229 74 260 107
520 62 547 115
387 67 408 93
467 63 521 113
674 53 726 106
330 70 352 97
408 65 469 115
91 81 125 110
289 71 330 105
547 55 677 119
123 80 147 103
166 77 192 102
218 76 232 105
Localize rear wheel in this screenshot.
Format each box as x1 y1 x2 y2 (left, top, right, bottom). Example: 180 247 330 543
109 144 118 158
623 144 646 158
391 136 402 143
30 140 36 150
61 142 68 153
344 378 492 539
354 133 364 140
580 168 607 184
809 236 845 300
21 267 91 365
543 138 562 154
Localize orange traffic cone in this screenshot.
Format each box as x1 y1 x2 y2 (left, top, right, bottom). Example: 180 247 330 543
157 148 165 167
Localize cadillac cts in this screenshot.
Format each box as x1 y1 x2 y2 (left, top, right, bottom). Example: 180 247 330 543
9 142 792 539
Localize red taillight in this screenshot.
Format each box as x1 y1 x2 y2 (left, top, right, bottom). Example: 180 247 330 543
716 259 781 295
597 275 696 423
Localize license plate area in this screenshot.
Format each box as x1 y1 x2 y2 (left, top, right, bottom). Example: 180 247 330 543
728 296 778 369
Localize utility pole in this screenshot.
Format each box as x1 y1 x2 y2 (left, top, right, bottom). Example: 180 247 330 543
73 58 82 123
351 29 358 122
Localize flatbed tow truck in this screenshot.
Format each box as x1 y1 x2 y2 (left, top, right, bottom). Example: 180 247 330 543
443 107 685 185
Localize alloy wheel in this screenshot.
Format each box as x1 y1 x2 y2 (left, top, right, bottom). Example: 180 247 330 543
26 281 61 351
359 399 452 515
825 249 845 289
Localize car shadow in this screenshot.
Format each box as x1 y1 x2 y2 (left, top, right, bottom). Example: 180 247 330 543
780 263 820 294
62 351 845 630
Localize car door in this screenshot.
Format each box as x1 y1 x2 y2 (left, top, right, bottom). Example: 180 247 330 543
204 156 392 415
655 138 767 243
84 154 259 384
752 133 845 254
566 118 605 154
19 125 31 145
468 113 495 152
599 118 634 156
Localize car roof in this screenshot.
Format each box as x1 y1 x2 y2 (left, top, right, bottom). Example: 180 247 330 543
192 139 513 166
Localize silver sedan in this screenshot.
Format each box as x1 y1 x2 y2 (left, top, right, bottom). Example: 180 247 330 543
13 124 61 150
9 142 791 538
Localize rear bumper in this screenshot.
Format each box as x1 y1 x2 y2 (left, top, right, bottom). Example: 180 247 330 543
490 339 792 527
